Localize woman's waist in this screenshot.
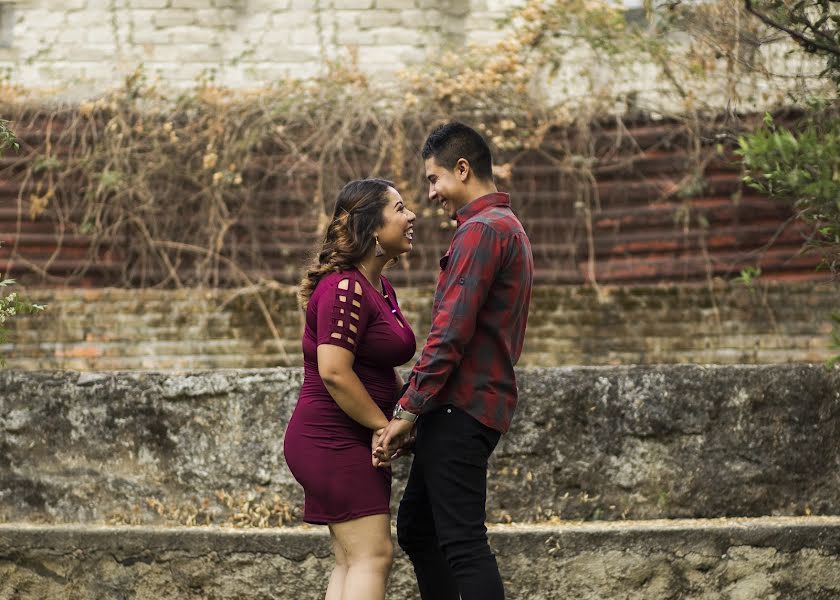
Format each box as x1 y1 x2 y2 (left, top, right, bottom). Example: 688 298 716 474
302 365 397 404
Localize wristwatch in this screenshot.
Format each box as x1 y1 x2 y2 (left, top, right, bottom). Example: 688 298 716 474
393 404 418 423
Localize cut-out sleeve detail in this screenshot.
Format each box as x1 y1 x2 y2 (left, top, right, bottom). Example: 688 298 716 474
316 274 369 353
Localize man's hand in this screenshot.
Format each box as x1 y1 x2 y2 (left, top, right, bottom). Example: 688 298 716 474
372 418 414 467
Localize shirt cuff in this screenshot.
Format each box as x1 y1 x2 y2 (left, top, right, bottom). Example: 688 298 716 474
400 386 430 415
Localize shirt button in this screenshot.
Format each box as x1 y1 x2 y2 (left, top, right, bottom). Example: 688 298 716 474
458 277 465 285
446 408 452 414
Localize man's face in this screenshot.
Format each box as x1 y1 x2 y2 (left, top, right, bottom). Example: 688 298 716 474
424 156 464 221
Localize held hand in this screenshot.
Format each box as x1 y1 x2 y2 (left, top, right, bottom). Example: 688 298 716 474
372 418 414 467
371 427 390 468
389 428 417 461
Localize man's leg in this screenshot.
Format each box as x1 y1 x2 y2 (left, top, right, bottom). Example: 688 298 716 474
396 421 460 600
423 406 504 600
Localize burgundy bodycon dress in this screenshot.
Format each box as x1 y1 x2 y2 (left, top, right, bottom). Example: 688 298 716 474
283 268 416 524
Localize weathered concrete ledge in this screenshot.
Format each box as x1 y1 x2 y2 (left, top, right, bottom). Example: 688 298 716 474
1 365 839 524
1 517 840 599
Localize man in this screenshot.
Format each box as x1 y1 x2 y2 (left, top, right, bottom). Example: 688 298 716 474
375 121 534 600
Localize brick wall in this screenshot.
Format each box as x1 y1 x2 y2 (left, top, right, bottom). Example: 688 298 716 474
2 282 835 370
0 0 521 93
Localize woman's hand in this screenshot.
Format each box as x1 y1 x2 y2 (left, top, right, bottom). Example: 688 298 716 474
372 427 391 468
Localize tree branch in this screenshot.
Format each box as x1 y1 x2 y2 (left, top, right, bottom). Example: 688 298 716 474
744 0 840 56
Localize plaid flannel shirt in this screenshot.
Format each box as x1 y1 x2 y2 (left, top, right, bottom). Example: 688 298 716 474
399 192 533 433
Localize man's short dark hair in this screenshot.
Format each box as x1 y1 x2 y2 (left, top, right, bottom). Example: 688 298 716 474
422 122 494 181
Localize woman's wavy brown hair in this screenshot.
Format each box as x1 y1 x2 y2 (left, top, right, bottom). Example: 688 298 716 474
298 178 395 309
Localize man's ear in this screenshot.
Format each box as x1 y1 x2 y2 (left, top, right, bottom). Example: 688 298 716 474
456 158 470 182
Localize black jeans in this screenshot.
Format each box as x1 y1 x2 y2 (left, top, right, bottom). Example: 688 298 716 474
396 405 503 600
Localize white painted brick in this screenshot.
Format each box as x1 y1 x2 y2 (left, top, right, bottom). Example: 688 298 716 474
335 29 374 46
289 0 321 8
464 29 504 44
333 0 374 8
154 9 199 27
18 10 65 30
400 9 439 27
374 26 424 46
248 39 320 62
237 12 272 30
247 0 291 9
359 45 405 66
129 0 170 8
289 28 320 45
271 11 314 28
68 45 116 62
131 28 172 44
194 8 236 27
153 42 222 62
329 9 364 28
55 28 91 44
171 0 213 7
487 0 524 10
166 25 219 44
83 27 118 44
357 10 400 29
375 0 412 8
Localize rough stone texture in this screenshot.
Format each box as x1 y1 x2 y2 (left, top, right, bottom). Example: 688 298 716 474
1 283 836 371
0 0 520 94
0 366 839 525
1 518 840 599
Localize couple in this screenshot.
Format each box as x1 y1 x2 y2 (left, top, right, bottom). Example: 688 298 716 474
283 122 534 600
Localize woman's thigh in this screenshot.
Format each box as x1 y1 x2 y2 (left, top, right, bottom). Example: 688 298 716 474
329 514 393 563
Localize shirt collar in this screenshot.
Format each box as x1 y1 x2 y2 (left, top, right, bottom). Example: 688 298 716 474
455 192 510 228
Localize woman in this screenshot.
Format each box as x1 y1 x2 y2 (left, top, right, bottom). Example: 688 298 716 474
284 178 417 600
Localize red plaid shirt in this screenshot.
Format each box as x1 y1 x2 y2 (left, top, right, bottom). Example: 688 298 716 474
400 192 533 433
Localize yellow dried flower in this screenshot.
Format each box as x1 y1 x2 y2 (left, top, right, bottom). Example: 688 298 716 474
203 152 218 170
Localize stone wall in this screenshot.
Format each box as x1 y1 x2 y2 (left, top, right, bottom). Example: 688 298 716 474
1 282 836 370
1 366 838 526
0 0 523 94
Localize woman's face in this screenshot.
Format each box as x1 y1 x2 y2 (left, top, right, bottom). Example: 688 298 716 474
376 187 416 258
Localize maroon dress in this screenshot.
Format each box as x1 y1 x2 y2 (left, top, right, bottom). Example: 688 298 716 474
283 268 416 524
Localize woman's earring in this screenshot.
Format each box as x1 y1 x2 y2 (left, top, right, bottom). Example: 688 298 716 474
375 235 385 257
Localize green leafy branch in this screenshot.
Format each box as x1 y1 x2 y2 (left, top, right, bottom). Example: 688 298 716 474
0 120 46 367
737 106 840 274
